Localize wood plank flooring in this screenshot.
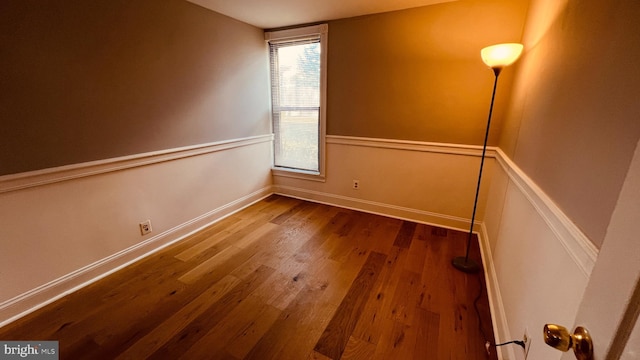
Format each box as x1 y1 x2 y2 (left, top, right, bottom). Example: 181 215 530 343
0 195 498 359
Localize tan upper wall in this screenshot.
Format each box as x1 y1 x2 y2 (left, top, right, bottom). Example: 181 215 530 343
500 0 640 248
327 0 529 145
0 0 270 176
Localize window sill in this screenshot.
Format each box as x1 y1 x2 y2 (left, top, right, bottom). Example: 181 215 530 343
271 167 326 182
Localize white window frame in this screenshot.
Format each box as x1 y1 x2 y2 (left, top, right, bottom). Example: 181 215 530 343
265 24 328 182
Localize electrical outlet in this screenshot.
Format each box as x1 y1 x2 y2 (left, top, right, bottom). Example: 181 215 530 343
139 220 152 235
523 327 531 359
352 180 360 190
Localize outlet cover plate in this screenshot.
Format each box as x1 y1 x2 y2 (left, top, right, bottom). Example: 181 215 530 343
140 220 152 235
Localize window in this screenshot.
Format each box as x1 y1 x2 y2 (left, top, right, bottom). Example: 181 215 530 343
266 24 327 179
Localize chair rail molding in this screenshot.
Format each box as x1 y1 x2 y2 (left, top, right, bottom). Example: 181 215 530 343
0 134 274 194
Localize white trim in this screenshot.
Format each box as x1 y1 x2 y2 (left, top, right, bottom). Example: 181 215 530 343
266 24 328 180
289 135 597 358
273 184 481 233
1 132 599 350
494 148 598 276
264 24 328 41
0 187 272 327
322 136 597 275
271 168 326 182
326 135 497 157
318 25 328 179
479 223 512 360
0 134 273 194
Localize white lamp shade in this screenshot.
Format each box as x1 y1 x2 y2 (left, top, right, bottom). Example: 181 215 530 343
481 43 524 69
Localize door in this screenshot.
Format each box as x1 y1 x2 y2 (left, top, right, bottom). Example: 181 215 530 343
560 138 640 359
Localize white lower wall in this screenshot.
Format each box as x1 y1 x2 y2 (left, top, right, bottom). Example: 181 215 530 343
0 135 273 326
272 136 599 360
274 135 496 231
483 150 599 360
0 133 601 360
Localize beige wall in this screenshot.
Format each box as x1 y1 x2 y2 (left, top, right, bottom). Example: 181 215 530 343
0 0 270 176
499 0 640 247
326 0 529 145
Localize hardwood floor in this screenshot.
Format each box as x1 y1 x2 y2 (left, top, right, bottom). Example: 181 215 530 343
0 195 497 359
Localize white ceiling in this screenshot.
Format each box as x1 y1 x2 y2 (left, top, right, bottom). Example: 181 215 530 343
186 0 457 29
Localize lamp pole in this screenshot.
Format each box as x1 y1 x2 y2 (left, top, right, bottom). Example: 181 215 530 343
451 42 523 274
452 67 501 274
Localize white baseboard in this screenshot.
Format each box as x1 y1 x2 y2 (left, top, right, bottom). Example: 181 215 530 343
0 186 272 328
484 150 598 360
275 184 513 357
273 184 480 233
1 133 598 359
479 223 513 360
1 185 477 329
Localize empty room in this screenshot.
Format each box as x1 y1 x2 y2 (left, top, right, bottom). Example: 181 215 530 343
1 0 639 359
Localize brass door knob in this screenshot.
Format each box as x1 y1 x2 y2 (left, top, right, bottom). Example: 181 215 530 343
543 324 593 360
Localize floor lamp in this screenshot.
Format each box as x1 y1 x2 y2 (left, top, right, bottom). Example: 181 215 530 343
452 43 524 274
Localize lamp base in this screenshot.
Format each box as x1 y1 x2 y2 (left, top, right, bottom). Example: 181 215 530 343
452 256 481 274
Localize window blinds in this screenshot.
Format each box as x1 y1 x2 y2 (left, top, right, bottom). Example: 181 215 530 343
268 37 321 171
